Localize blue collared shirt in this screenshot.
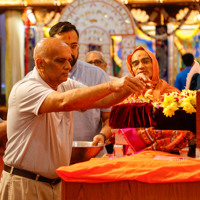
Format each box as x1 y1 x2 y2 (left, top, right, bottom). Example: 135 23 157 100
174 66 192 90
69 60 111 141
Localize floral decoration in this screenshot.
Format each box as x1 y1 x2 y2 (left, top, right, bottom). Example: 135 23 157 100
122 89 196 118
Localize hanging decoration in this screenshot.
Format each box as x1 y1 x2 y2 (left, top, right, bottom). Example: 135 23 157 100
132 7 192 40
180 34 200 63
22 8 60 27
174 37 186 55
175 25 200 40
136 27 152 41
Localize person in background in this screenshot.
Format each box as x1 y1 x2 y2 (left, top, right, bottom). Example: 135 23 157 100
174 53 194 91
189 72 200 90
86 50 119 81
126 46 180 100
85 50 119 153
185 60 200 90
0 37 147 199
125 46 183 156
183 60 200 157
49 22 112 154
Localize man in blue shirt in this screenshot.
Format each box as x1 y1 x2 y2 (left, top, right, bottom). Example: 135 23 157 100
174 53 194 91
49 22 112 154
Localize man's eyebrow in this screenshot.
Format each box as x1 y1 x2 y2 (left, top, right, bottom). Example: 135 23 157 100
131 57 151 64
131 60 139 64
132 57 151 62
55 57 67 61
70 42 78 45
141 57 151 60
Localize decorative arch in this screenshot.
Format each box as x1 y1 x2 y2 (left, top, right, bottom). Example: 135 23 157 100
60 0 136 76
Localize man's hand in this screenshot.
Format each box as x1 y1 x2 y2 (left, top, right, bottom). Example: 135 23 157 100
135 74 153 88
108 75 147 95
92 134 105 146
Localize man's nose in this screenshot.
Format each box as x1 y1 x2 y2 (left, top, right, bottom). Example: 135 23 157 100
65 62 72 70
138 61 145 69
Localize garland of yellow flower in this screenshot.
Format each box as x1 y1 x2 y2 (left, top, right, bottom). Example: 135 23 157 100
122 89 196 118
158 90 196 117
136 27 152 41
175 24 200 40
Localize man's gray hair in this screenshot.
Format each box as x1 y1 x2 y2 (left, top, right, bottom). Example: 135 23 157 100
86 50 106 63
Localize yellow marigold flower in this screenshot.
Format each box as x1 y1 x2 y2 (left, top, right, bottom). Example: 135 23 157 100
181 89 188 94
162 95 176 108
137 95 146 102
163 103 179 117
181 102 196 114
144 89 153 98
138 94 144 99
169 92 179 97
187 90 196 96
182 96 196 106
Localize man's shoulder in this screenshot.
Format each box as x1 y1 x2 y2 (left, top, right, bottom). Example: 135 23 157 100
74 60 110 85
12 76 34 90
178 68 191 77
176 69 187 77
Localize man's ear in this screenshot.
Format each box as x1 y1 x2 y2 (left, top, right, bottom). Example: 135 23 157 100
36 58 43 70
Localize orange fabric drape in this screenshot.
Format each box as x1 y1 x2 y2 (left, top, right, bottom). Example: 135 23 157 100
57 151 200 183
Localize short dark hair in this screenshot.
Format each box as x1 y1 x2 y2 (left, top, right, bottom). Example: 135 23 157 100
182 53 194 66
49 21 79 38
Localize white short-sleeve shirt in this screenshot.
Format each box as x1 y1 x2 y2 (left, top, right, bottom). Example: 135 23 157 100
3 67 84 179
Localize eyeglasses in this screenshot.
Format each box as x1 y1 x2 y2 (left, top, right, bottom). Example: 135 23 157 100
88 60 104 65
68 43 80 50
131 57 152 68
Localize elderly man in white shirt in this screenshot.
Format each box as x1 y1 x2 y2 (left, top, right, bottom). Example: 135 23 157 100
0 37 147 200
